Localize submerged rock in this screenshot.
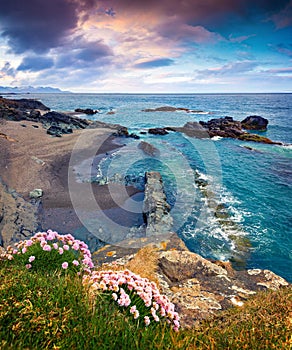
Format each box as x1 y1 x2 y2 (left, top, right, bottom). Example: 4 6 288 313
138 141 160 157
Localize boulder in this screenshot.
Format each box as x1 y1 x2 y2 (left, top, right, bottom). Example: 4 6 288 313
29 188 43 199
74 108 98 115
148 128 169 135
241 115 268 131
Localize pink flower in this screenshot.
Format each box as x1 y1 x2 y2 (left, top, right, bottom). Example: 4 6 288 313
28 256 35 263
25 264 32 269
63 244 69 251
59 247 64 255
144 316 150 326
130 305 137 314
21 247 27 254
72 242 79 250
53 243 58 250
43 244 51 252
62 262 68 269
26 240 33 247
112 293 118 301
72 260 79 266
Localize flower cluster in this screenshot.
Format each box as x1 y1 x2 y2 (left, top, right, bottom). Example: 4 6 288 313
83 269 180 331
5 230 94 274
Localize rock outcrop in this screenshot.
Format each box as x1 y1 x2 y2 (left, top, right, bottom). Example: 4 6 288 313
74 108 98 115
148 128 169 135
241 115 268 130
157 249 289 328
142 106 205 113
0 180 39 247
169 117 282 145
0 97 49 121
143 172 173 236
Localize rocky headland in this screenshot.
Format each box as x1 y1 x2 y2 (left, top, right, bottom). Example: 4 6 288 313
0 97 290 329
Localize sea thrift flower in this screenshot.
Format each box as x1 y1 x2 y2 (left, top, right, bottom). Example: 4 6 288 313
28 256 35 263
62 262 68 269
59 247 64 255
84 269 180 330
72 242 79 250
63 244 69 251
144 316 150 326
53 243 58 250
25 264 32 269
43 244 51 252
22 247 27 254
72 260 79 266
26 240 33 247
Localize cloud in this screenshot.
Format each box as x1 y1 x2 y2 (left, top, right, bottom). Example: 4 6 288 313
18 56 54 72
273 44 292 57
156 23 223 44
270 0 292 28
195 61 259 79
0 61 16 78
0 0 95 54
134 58 174 69
266 67 292 74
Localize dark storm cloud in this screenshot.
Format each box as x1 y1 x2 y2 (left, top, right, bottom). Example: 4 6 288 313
134 58 174 69
0 0 95 54
101 0 290 23
18 56 54 71
55 39 113 68
76 42 113 62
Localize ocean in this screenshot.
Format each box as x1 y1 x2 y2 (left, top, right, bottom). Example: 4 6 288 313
6 93 292 281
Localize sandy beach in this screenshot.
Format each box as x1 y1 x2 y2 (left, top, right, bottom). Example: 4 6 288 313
0 119 140 247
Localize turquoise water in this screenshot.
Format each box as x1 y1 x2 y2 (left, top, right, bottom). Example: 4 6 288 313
8 93 292 281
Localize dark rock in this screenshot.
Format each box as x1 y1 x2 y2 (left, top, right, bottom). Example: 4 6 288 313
143 171 173 236
148 128 169 135
112 127 139 139
241 115 268 131
142 106 206 113
47 125 63 137
74 108 98 115
138 141 160 157
143 106 178 112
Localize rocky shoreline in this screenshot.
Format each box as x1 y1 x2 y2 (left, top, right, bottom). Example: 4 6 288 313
0 97 290 328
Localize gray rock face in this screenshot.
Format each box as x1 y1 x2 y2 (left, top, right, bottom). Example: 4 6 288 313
241 115 269 130
0 181 39 247
157 249 289 328
143 172 173 236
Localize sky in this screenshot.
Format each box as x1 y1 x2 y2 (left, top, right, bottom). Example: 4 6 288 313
0 0 291 93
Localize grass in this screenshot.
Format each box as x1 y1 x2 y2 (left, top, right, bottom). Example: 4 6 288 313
0 260 291 350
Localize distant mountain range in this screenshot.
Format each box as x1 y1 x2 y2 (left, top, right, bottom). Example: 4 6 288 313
0 86 70 94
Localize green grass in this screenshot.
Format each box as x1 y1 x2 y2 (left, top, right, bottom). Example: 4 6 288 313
0 261 291 349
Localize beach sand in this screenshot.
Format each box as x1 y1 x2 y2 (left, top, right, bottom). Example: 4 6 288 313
0 120 141 246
